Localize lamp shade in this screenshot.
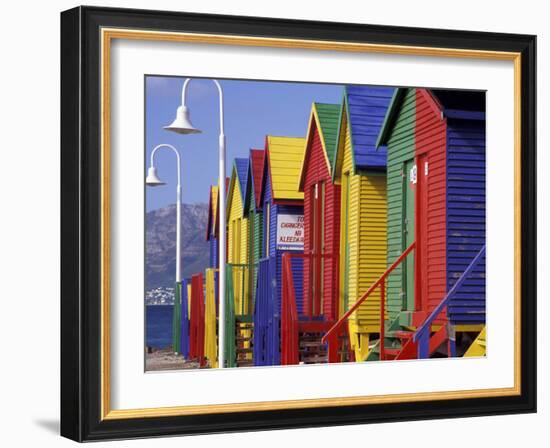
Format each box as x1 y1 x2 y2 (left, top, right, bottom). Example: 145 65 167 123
145 166 165 186
164 105 202 134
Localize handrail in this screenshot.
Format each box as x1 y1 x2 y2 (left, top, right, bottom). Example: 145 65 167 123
322 241 416 345
281 251 343 364
413 245 486 358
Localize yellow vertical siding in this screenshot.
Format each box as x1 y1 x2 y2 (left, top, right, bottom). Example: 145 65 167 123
338 119 387 360
227 177 250 314
204 268 218 367
267 136 306 200
187 282 192 318
355 174 387 328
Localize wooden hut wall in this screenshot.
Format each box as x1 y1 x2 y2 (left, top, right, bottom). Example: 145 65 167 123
445 117 486 325
338 110 388 330
227 159 250 314
302 112 341 320
415 89 448 318
386 88 417 321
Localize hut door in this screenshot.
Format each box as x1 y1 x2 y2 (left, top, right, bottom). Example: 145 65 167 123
309 182 325 316
402 159 416 312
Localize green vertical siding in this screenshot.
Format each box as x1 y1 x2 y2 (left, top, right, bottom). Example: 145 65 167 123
386 89 416 321
247 188 263 306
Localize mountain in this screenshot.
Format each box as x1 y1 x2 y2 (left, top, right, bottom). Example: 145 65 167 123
146 203 209 290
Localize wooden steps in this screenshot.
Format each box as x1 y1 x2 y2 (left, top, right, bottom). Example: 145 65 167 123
235 320 254 367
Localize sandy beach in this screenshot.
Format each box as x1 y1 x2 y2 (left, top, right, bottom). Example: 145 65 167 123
145 348 203 371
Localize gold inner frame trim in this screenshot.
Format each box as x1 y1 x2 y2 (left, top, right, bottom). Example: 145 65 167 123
100 27 522 420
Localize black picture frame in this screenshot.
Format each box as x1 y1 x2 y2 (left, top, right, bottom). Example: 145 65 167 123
61 5 536 442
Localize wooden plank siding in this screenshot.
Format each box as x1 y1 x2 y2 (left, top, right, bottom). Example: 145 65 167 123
382 88 486 330
245 149 265 311
415 90 448 320
263 164 305 315
206 185 219 268
385 89 416 321
267 136 305 201
254 136 305 365
336 105 388 330
227 159 250 315
445 118 486 324
301 104 341 321
330 86 394 360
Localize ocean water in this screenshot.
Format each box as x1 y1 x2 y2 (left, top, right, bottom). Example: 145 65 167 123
146 305 173 349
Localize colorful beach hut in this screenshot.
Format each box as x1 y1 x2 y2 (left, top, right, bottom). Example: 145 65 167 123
331 85 395 361
244 149 265 310
225 158 253 367
204 184 221 367
281 102 354 365
371 87 486 359
254 136 306 366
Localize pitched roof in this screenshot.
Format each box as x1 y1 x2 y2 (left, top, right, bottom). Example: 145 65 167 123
342 85 396 171
376 88 485 148
314 103 341 167
299 102 341 189
266 135 306 202
249 149 265 209
234 157 249 203
226 159 249 219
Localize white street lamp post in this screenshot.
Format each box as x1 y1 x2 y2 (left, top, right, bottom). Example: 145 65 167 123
146 144 183 354
164 79 227 368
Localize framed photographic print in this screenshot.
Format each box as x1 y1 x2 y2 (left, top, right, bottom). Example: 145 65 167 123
60 6 537 442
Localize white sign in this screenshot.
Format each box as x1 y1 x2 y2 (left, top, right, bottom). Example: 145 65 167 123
276 214 304 251
410 164 417 184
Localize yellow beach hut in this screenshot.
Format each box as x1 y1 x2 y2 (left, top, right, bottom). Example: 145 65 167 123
331 85 396 361
225 158 253 367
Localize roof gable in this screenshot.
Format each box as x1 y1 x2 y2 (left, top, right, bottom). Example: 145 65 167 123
377 88 484 148
314 103 341 167
234 157 249 204
249 149 265 210
376 88 409 148
266 135 306 202
344 85 396 171
299 102 341 189
226 159 248 218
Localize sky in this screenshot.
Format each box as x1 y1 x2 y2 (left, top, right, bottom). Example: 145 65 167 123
145 76 343 211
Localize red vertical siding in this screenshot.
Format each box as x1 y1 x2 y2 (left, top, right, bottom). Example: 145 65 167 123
415 90 447 318
303 121 341 320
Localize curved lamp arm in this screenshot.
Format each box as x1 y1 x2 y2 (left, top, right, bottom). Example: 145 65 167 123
181 78 225 136
150 143 181 187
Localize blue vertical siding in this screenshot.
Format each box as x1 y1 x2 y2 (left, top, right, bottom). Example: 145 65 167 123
254 170 305 365
253 258 270 365
234 158 249 202
446 118 486 324
209 236 218 268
